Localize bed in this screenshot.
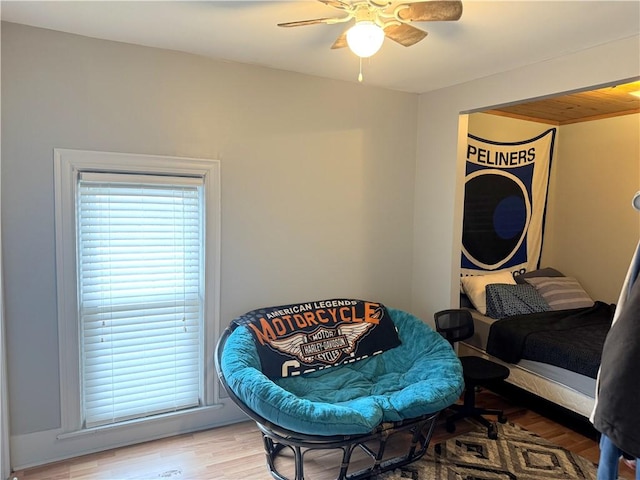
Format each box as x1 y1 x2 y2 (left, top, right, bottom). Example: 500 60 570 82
458 268 616 418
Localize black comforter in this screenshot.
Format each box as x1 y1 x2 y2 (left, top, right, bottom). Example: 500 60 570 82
486 301 615 379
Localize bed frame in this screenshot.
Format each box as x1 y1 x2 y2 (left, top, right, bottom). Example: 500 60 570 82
458 343 595 418
459 309 596 419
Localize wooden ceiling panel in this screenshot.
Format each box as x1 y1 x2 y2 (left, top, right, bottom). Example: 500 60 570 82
486 81 640 125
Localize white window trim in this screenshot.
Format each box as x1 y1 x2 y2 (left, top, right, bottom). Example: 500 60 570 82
54 149 222 435
0 246 8 480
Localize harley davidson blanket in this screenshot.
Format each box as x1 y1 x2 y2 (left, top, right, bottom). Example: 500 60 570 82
231 299 401 379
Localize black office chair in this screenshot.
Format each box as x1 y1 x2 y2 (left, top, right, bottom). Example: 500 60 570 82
434 309 509 439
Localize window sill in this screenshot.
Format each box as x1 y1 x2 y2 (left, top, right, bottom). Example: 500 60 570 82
56 403 224 440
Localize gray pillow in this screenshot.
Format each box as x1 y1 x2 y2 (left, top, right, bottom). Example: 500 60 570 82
514 267 564 284
524 276 594 310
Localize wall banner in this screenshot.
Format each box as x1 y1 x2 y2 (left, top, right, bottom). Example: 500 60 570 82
461 128 557 277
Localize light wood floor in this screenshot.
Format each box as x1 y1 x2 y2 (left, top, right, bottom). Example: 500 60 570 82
12 388 635 480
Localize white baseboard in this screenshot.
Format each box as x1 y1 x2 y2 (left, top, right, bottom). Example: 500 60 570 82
10 400 247 471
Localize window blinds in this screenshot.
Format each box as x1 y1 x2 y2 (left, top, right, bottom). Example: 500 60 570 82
77 173 203 427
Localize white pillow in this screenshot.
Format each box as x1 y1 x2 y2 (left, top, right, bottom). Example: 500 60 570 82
461 271 516 315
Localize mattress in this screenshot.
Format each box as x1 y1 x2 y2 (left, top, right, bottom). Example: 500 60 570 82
461 308 596 417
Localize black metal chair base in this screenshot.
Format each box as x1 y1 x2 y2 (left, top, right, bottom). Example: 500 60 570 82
444 386 507 440
256 411 440 480
445 406 507 440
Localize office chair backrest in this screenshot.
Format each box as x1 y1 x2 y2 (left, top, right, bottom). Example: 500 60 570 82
434 309 474 346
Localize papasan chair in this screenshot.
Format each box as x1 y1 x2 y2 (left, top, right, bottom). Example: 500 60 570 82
215 299 463 480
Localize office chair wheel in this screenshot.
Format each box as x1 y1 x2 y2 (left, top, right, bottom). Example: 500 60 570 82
445 420 456 433
488 423 498 440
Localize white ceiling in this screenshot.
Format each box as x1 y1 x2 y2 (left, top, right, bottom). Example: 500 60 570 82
1 1 639 94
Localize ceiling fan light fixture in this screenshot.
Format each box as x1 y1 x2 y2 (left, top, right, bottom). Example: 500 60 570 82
346 21 384 58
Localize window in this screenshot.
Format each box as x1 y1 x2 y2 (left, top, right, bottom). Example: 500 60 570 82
54 149 221 435
78 174 204 427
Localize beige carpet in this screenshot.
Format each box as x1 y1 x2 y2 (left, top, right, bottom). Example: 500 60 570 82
377 422 597 479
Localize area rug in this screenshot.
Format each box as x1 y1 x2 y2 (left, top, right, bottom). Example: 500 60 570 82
377 421 597 479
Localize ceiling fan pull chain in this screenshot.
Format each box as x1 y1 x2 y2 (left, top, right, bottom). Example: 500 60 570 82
358 57 363 83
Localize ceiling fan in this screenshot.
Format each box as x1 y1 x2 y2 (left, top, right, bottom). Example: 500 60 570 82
278 0 463 58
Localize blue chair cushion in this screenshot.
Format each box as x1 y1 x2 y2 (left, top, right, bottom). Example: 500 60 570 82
221 308 464 436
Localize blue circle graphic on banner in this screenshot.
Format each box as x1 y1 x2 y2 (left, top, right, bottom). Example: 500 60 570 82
494 196 527 240
462 170 531 269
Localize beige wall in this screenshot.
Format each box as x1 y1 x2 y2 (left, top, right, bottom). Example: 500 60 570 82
1 22 418 465
546 114 640 302
467 112 640 304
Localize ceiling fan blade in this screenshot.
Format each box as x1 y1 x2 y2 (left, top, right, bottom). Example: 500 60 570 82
278 17 337 28
396 1 463 22
317 0 351 10
331 30 348 49
384 23 428 46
